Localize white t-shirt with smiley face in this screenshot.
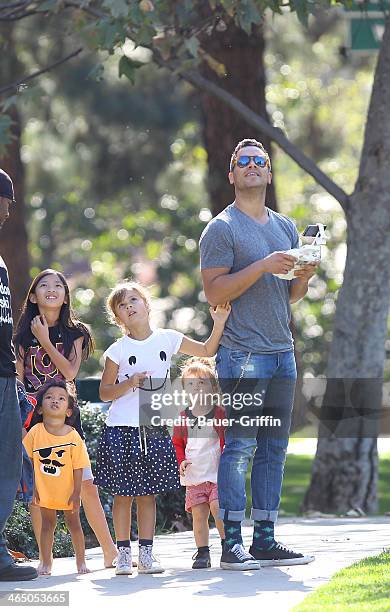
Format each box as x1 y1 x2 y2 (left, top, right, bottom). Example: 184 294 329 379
103 328 184 427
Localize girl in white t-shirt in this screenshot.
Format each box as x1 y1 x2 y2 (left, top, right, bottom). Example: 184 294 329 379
95 281 230 576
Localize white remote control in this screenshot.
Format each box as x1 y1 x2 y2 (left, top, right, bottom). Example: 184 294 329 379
274 223 327 281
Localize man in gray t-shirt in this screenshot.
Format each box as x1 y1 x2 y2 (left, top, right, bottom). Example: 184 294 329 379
199 138 317 571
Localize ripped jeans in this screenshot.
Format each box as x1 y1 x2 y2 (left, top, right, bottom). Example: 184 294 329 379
216 345 296 523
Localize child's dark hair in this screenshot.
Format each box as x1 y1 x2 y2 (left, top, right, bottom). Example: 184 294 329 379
35 381 79 427
14 269 94 362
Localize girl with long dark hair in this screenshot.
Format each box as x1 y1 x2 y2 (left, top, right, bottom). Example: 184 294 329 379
15 269 117 569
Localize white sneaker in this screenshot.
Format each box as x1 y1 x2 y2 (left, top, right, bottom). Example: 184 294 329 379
115 546 132 575
138 545 164 574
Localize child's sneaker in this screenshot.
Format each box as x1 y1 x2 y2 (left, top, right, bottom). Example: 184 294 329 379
138 545 164 574
192 548 211 569
220 543 261 571
115 546 132 575
249 542 315 566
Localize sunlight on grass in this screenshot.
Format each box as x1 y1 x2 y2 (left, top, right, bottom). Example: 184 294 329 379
294 551 390 611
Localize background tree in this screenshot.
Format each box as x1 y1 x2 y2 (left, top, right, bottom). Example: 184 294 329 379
0 25 30 315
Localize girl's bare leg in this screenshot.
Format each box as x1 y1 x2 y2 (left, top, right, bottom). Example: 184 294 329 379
63 510 90 574
80 480 117 567
38 508 56 575
112 496 133 542
191 503 210 548
136 496 156 540
210 500 225 539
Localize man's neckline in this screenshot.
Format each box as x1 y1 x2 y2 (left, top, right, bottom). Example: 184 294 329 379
232 202 271 226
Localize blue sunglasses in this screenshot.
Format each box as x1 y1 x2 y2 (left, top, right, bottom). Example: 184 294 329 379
233 155 269 169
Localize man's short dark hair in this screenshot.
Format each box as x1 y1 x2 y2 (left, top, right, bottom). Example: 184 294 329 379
230 138 271 172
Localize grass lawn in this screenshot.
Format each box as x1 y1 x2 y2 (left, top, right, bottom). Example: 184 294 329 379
293 551 390 611
245 452 390 515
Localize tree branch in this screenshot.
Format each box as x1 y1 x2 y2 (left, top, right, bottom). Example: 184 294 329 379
0 47 83 97
0 1 350 210
153 56 350 211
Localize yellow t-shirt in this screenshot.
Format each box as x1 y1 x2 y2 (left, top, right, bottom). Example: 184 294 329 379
23 423 91 510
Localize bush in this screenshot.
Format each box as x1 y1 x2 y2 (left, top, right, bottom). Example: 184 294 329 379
6 504 73 560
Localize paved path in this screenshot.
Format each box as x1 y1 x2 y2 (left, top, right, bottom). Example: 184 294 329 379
1 517 389 611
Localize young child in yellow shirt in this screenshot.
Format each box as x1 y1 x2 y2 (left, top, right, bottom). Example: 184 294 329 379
23 381 91 575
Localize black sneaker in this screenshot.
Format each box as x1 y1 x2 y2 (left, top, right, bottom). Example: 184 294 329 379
249 542 315 567
220 543 261 571
192 549 211 569
0 563 38 582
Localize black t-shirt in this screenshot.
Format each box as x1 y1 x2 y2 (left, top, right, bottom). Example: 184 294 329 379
0 255 16 377
23 324 85 439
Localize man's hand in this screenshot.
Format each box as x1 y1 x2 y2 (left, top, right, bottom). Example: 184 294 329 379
30 314 50 346
262 252 297 275
293 262 318 282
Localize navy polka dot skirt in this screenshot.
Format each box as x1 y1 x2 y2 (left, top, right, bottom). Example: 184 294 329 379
94 425 180 496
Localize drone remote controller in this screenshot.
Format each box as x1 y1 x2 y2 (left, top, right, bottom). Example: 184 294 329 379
274 223 327 281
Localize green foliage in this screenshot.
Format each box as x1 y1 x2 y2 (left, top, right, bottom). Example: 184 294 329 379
6 504 74 560
118 56 144 83
294 551 390 611
9 10 375 380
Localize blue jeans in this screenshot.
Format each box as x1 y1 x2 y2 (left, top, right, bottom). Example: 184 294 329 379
216 345 297 523
0 377 22 570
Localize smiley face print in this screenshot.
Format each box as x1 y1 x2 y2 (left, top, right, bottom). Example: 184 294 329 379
125 350 169 392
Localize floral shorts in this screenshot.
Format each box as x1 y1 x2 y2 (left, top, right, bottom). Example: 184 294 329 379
185 481 219 512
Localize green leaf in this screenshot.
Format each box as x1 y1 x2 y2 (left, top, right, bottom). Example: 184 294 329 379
292 0 309 26
96 21 120 50
87 63 105 81
236 0 263 34
136 23 157 46
118 55 144 84
102 0 129 18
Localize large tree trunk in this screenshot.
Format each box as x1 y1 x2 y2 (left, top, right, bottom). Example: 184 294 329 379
302 16 390 514
0 26 30 320
199 16 277 216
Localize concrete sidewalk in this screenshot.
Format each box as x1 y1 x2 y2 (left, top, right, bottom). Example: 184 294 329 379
1 517 389 611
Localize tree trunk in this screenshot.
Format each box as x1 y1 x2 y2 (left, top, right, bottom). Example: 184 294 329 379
199 16 276 216
302 16 390 514
0 26 30 320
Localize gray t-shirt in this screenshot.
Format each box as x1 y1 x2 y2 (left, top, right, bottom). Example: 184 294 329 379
199 203 299 353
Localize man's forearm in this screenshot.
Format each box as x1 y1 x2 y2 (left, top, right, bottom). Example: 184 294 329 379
289 279 309 304
207 260 267 305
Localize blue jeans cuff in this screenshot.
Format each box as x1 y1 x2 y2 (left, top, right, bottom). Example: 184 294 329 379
250 508 278 522
218 508 246 522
